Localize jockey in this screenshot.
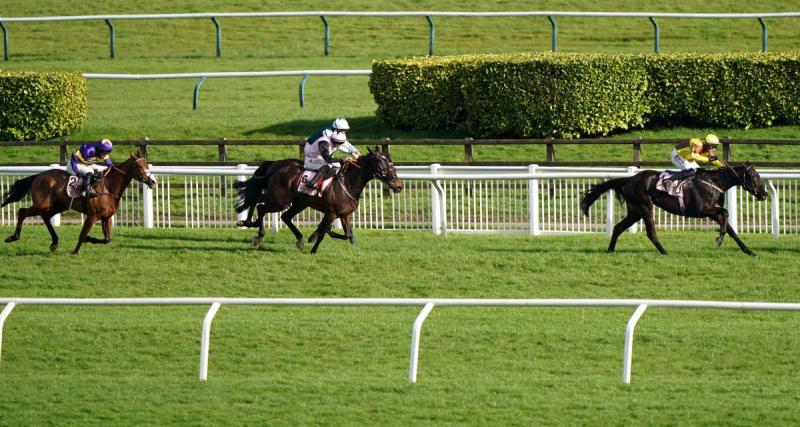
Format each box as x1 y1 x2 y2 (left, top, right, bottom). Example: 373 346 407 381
670 133 723 173
304 118 360 189
67 138 114 198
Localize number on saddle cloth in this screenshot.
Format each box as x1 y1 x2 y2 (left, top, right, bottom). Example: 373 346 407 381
66 176 84 198
298 170 334 197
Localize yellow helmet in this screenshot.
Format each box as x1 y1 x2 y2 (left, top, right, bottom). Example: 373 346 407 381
704 134 720 146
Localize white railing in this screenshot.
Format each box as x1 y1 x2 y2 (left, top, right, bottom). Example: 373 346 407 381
2 165 799 237
1 297 799 383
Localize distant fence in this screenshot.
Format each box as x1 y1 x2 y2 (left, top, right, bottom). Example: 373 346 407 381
1 297 799 384
82 70 372 109
1 165 799 237
3 138 800 167
2 11 800 60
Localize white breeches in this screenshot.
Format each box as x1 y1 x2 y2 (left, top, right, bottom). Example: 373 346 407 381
670 149 699 170
67 162 105 176
304 157 340 171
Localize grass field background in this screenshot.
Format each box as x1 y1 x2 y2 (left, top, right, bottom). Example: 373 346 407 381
4 1 800 424
1 226 800 424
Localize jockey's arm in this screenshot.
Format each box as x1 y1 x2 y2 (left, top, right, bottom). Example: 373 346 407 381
318 140 337 163
335 141 360 158
69 155 80 173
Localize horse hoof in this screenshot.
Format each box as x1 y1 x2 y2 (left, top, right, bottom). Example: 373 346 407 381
5 235 18 243
50 243 58 252
236 220 246 227
296 240 304 251
251 236 262 247
71 250 79 255
748 251 757 257
308 233 318 244
715 237 724 247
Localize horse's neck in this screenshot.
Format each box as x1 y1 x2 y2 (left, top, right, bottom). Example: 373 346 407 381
340 165 370 199
710 168 742 191
104 163 135 197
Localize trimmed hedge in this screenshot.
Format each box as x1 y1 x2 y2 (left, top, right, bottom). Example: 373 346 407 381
0 71 87 141
370 53 800 138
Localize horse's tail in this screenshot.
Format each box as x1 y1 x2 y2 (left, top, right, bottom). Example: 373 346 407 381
1 174 37 207
580 177 628 216
235 161 275 213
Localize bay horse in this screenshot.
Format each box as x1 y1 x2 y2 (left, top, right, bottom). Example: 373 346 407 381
235 148 403 253
1 150 157 254
580 162 768 256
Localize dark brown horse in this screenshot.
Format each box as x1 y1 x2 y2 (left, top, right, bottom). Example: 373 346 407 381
1 151 157 254
235 148 403 253
580 162 768 256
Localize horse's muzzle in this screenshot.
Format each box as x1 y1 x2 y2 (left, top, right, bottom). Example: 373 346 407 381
145 177 158 189
389 180 403 193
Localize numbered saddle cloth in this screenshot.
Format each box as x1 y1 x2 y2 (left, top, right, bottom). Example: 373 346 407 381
655 172 688 212
297 170 334 197
66 175 86 198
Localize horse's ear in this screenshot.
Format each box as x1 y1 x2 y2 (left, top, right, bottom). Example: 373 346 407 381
367 147 373 154
373 145 380 153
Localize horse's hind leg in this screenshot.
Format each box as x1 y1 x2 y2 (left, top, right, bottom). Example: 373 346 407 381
607 212 642 253
280 203 306 251
5 207 40 243
251 204 271 247
41 213 60 252
641 206 667 255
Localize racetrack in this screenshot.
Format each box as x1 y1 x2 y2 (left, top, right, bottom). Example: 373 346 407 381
1 226 799 424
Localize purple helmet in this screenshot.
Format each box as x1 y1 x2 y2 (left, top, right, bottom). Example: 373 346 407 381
98 139 113 153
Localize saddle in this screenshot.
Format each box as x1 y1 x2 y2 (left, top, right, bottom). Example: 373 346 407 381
656 172 690 213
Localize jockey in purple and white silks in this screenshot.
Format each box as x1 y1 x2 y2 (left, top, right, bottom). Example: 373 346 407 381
303 118 360 189
66 139 114 197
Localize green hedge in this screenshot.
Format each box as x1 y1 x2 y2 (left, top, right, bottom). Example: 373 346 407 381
370 53 800 138
0 71 87 141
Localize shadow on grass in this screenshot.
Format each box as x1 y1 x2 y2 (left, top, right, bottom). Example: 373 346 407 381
112 240 296 254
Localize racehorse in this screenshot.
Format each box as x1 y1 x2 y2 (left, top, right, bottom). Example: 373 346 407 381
1 150 157 254
235 148 403 253
580 162 768 256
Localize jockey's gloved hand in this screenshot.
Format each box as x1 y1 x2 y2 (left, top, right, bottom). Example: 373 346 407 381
708 155 718 161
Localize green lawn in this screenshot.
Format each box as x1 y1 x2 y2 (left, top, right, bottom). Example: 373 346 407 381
1 226 800 424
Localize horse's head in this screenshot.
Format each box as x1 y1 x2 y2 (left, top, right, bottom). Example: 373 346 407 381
731 162 767 201
129 150 158 189
362 147 403 193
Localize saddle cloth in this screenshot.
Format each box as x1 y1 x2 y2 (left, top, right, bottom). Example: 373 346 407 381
655 172 688 212
297 170 334 197
66 175 86 198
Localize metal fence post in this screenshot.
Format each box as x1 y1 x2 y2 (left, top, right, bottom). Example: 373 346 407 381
143 178 154 229
199 302 221 381
426 16 435 56
768 180 779 238
49 164 61 227
104 19 115 59
547 16 557 52
0 302 16 367
193 76 207 110
758 17 767 53
236 164 249 224
1 22 8 61
430 164 441 235
408 302 435 383
211 17 222 57
649 17 659 54
321 16 329 56
622 304 648 384
528 164 540 236
726 187 738 232
298 73 309 107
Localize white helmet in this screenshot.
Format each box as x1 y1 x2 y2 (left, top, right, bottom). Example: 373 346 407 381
331 130 348 144
332 118 350 131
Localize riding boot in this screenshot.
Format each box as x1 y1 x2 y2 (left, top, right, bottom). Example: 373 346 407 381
306 165 330 189
83 174 98 198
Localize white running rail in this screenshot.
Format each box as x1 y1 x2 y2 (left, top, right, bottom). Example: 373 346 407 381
0 297 799 384
2 165 799 237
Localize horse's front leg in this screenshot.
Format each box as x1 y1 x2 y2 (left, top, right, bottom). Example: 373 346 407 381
711 208 728 247
328 214 355 245
310 213 336 254
280 203 307 251
726 225 756 256
72 215 98 255
85 217 112 244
